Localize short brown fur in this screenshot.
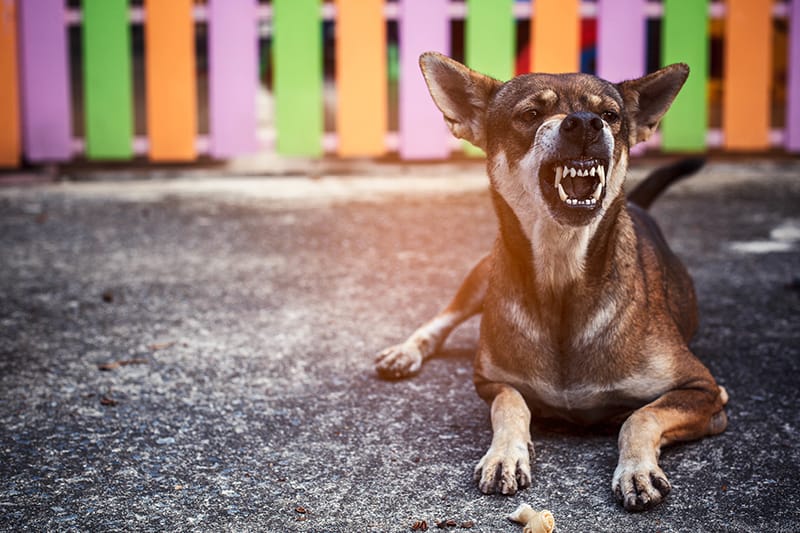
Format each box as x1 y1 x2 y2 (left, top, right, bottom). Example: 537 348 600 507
375 52 727 511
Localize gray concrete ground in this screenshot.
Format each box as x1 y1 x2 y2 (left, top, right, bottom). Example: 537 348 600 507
1 160 799 532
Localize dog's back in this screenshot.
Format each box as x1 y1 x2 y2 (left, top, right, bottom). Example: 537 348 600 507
627 158 705 342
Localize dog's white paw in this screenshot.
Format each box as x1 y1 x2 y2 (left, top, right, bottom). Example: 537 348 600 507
374 341 424 379
473 441 533 495
612 460 671 512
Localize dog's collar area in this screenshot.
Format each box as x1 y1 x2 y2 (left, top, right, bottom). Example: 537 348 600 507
550 159 607 209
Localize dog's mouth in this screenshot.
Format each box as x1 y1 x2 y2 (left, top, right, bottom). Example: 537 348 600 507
542 158 608 210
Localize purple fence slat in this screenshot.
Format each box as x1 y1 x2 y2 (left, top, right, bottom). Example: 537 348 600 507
596 0 646 83
207 0 258 158
398 0 450 159
18 0 72 161
787 0 800 151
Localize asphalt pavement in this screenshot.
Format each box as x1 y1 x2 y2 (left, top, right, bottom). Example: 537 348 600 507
1 159 798 531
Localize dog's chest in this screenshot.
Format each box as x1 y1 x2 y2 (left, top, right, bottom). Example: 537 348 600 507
483 295 673 422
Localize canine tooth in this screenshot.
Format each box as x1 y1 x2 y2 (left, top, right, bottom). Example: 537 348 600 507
592 181 603 201
554 166 563 189
557 182 568 202
598 165 606 186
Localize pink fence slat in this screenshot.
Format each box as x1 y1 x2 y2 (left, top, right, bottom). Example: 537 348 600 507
596 0 646 82
207 0 258 158
787 0 800 151
398 0 450 160
17 0 72 161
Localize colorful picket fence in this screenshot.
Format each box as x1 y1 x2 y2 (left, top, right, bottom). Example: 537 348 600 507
0 0 798 168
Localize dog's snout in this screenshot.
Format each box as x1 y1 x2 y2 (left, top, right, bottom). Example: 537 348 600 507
560 112 604 146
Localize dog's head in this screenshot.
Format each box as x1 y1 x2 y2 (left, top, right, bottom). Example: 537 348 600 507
420 52 688 228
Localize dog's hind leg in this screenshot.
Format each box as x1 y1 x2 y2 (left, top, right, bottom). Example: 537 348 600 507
612 378 729 511
374 254 490 379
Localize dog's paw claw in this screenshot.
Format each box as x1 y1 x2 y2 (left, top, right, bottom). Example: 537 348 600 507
474 443 532 495
612 462 671 512
374 343 423 379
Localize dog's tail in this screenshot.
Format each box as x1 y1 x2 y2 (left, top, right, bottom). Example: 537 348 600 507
626 157 705 210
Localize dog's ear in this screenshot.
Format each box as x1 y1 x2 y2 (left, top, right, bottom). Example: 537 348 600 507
618 63 689 145
419 52 502 151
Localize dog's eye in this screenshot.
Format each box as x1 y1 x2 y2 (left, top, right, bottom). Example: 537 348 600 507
601 110 620 124
515 108 538 122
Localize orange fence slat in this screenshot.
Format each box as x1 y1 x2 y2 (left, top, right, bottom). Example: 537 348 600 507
144 0 197 161
0 0 20 167
530 0 580 73
334 0 386 157
723 0 772 150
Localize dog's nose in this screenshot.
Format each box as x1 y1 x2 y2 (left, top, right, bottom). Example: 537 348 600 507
560 112 605 146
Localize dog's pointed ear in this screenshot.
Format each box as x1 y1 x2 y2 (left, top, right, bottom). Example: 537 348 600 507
419 52 502 151
618 63 689 145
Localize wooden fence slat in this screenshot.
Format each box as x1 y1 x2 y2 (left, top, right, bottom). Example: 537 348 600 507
465 0 515 81
398 0 450 159
0 0 20 167
660 0 708 151
17 0 72 162
463 0 514 156
596 0 645 82
530 0 579 73
82 0 133 160
335 0 387 157
144 0 197 161
272 0 323 156
723 0 772 150
787 0 800 152
208 0 258 158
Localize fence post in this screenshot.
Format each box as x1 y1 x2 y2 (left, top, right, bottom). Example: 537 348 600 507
530 0 580 73
723 0 772 150
335 0 387 157
660 0 708 151
463 0 515 156
208 0 259 159
0 0 20 167
398 0 450 159
144 0 198 161
272 0 323 156
596 0 646 83
17 0 72 162
82 0 134 160
787 0 800 152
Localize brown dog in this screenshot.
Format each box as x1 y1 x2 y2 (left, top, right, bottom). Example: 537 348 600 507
375 52 728 511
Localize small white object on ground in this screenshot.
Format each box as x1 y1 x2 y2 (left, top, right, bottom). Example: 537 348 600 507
508 503 555 533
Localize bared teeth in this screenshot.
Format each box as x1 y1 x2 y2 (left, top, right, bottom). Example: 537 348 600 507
554 166 563 189
592 181 603 201
552 162 606 208
558 181 568 202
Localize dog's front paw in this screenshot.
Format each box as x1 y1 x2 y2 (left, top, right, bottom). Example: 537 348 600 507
374 342 424 379
612 460 671 512
473 441 533 495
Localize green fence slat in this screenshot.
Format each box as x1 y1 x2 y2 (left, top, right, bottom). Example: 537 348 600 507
82 0 133 159
272 0 323 156
660 0 708 152
465 0 515 81
463 0 515 155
